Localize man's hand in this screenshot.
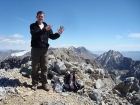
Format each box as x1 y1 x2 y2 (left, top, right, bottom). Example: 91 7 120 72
46 24 52 31
58 26 64 35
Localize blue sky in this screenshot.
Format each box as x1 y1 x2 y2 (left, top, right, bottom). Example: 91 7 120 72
0 0 140 51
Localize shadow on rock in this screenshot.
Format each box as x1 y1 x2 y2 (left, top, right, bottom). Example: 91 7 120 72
0 77 21 87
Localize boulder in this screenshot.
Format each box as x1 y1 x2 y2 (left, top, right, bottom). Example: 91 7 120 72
48 55 55 60
95 79 104 89
54 59 67 75
71 66 81 72
64 61 72 68
85 64 94 73
72 62 79 66
90 69 105 80
88 89 101 103
113 77 140 96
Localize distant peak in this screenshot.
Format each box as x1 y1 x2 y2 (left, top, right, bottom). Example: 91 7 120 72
68 46 76 51
108 50 115 52
68 46 75 49
108 50 120 54
77 46 86 50
78 46 85 48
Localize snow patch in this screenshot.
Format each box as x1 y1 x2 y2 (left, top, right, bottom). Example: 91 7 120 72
11 51 29 56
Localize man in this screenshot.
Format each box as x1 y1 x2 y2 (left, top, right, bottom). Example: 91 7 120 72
30 11 64 91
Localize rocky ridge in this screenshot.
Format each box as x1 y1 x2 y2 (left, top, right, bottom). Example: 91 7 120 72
0 47 140 105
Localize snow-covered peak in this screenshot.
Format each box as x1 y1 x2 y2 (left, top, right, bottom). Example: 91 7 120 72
11 51 29 56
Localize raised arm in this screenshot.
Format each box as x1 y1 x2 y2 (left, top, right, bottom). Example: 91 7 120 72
49 29 60 40
47 25 64 40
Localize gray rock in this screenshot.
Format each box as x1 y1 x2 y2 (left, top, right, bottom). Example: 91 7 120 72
0 87 5 100
90 69 105 80
95 79 104 89
71 66 81 72
5 87 15 93
64 61 72 68
48 55 55 60
125 77 135 82
54 59 67 74
113 77 140 96
15 88 22 94
85 64 94 73
99 101 106 105
88 89 101 103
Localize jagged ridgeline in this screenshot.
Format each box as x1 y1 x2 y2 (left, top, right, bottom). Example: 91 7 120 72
0 48 140 80
0 47 140 104
0 47 101 69
0 48 140 82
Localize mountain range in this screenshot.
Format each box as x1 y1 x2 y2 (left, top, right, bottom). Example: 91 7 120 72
0 47 140 87
1 48 140 61
0 47 101 70
0 47 140 78
1 47 140 104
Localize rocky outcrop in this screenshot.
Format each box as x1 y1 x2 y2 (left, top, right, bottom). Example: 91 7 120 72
0 69 21 100
96 50 140 87
88 89 101 103
113 77 140 105
0 56 31 70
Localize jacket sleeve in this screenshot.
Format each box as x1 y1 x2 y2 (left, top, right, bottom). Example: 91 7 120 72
30 24 46 37
49 29 60 40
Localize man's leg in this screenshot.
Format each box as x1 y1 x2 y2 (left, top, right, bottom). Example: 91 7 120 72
40 48 49 91
31 48 41 90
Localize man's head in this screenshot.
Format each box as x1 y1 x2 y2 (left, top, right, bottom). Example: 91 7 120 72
36 11 45 24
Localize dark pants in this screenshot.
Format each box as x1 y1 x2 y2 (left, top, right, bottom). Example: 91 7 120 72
31 47 48 85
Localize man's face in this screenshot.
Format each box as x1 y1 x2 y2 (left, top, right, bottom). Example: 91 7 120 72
36 13 44 23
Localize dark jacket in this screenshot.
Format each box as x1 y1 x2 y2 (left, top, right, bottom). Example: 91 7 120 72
30 21 60 48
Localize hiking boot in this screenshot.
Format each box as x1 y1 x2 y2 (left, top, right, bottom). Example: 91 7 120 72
32 84 38 91
42 84 50 91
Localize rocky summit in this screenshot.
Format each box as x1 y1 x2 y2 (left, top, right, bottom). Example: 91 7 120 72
0 47 140 105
